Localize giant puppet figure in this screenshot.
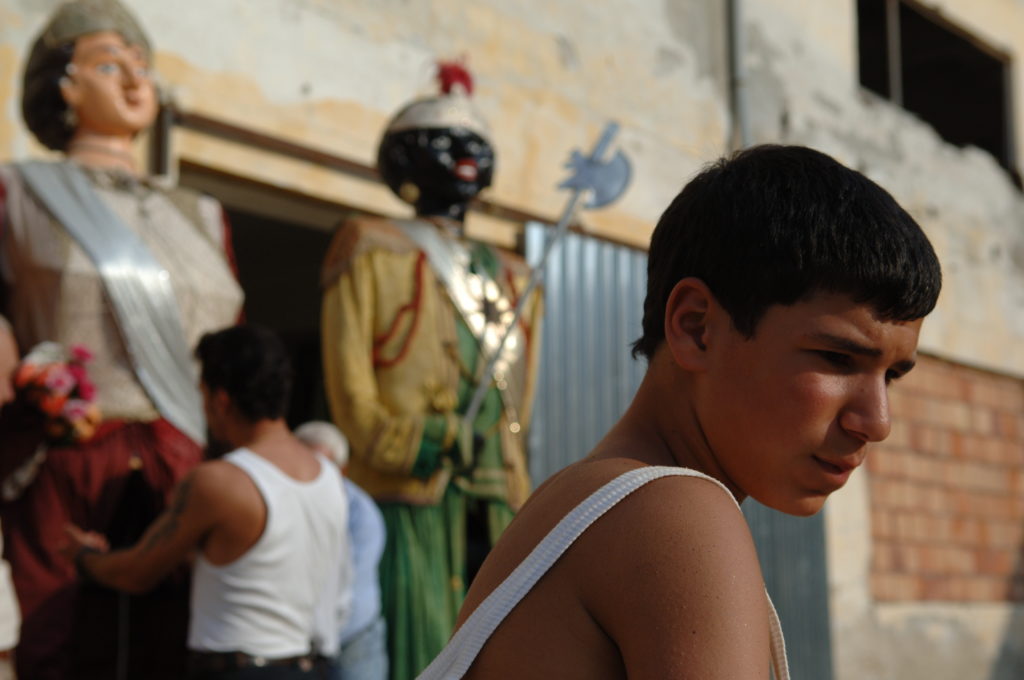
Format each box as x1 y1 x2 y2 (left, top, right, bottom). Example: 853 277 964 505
0 1 243 678
320 64 542 680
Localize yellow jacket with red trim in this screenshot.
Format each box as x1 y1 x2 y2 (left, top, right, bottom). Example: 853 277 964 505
320 216 543 508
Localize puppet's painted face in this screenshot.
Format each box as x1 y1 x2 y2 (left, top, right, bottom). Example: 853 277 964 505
379 127 495 212
60 30 157 137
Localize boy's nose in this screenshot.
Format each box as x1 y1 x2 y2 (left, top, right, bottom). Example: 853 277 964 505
839 377 891 443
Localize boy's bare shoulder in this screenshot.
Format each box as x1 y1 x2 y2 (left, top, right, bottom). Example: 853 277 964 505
462 459 771 677
563 461 770 678
559 459 760 578
503 457 764 601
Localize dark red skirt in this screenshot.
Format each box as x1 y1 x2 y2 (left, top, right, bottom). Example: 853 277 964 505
1 418 202 680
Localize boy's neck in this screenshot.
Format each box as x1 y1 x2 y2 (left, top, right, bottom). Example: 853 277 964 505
599 354 746 503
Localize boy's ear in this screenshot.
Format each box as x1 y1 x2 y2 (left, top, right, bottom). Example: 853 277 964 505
663 277 714 370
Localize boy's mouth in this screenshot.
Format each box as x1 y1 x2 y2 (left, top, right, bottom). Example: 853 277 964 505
812 454 861 487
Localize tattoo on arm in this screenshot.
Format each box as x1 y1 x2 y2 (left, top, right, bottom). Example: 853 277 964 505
140 477 195 552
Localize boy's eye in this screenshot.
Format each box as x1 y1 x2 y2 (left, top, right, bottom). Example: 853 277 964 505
884 368 906 385
816 350 853 369
95 62 119 75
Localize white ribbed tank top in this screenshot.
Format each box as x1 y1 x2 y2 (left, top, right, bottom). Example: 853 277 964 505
417 466 790 680
188 448 347 658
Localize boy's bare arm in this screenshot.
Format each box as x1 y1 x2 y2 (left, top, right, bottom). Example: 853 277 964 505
63 461 238 593
583 476 770 679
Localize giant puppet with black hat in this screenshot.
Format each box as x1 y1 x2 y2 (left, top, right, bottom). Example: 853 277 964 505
320 62 543 680
0 1 242 678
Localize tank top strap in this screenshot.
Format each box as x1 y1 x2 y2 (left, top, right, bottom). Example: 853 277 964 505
223 449 275 497
416 465 790 680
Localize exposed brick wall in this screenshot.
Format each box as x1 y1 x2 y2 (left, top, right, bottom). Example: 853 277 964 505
868 355 1024 602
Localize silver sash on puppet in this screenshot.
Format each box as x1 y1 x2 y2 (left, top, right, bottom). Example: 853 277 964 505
16 161 206 445
396 220 526 431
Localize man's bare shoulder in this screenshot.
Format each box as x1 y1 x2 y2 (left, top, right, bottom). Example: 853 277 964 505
192 458 247 482
187 459 261 510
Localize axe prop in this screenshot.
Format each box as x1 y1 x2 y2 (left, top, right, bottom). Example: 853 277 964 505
462 121 632 433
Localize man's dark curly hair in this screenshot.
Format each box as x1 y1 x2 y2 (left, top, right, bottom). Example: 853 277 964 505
196 325 293 422
632 145 942 360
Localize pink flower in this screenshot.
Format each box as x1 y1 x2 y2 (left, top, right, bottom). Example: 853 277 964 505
67 363 87 384
69 345 94 364
62 398 90 421
44 366 75 396
77 377 97 402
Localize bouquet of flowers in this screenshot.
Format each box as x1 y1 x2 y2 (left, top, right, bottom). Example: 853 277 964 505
14 341 102 444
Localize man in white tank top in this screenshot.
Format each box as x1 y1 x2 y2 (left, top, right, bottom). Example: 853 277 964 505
61 325 349 679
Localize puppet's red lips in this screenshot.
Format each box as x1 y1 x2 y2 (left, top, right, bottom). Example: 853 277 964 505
454 159 478 181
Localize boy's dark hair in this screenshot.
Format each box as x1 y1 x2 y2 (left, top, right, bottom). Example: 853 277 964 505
195 325 293 421
632 145 942 359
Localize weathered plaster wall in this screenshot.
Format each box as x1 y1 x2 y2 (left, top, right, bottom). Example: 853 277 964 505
0 0 732 247
3 0 1022 372
742 0 1024 381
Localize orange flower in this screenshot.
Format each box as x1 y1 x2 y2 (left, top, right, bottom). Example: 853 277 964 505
14 362 40 389
38 393 68 418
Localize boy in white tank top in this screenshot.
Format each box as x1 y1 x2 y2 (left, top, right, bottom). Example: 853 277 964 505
418 145 942 679
62 325 349 678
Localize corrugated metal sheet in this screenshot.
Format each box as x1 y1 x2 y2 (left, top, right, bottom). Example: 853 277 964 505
745 502 835 679
524 222 647 483
523 221 833 680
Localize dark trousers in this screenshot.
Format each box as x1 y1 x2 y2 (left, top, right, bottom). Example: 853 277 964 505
188 666 319 680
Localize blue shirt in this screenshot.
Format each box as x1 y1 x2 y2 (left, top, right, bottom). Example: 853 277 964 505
340 478 386 641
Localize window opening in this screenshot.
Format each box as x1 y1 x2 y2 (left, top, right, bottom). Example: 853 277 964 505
857 0 1016 180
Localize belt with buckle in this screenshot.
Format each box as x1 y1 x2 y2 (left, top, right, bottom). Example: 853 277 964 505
188 649 316 673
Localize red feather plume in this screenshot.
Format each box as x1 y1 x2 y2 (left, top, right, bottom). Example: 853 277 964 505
437 61 473 95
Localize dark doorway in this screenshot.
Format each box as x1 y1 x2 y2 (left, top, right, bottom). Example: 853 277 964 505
226 209 334 427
